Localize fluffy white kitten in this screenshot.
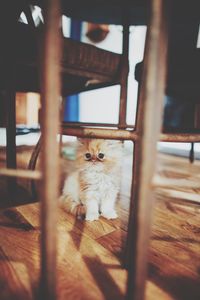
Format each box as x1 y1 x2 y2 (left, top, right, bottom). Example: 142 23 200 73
62 139 122 221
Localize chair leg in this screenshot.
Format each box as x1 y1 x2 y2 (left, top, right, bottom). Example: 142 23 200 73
125 0 169 299
189 142 194 163
28 135 42 198
39 0 62 299
118 22 129 129
5 89 17 195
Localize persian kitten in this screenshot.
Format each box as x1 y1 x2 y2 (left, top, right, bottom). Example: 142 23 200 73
61 139 122 221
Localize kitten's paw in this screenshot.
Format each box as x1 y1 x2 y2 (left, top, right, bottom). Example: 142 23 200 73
85 212 99 221
101 210 118 220
71 204 86 220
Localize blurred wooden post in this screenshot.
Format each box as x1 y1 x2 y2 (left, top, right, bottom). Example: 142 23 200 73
39 0 62 299
126 0 169 299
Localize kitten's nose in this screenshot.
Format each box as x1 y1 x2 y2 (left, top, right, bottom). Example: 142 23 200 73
91 155 96 162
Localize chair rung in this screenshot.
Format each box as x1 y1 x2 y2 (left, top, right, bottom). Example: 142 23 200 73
0 168 42 180
153 175 200 189
62 126 138 141
156 188 200 206
62 126 200 143
62 121 135 129
160 133 200 142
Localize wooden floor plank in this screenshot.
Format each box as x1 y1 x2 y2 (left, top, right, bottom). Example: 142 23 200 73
17 203 117 240
0 209 127 300
0 247 34 300
1 145 200 300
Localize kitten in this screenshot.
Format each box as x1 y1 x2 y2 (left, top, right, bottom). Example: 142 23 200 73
61 138 122 221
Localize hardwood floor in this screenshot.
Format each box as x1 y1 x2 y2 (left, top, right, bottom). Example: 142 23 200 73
0 143 200 299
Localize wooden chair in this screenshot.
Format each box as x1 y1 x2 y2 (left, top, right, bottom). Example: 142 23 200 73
0 4 122 206
1 1 200 299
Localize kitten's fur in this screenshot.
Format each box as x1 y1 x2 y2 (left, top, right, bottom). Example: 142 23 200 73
61 139 122 221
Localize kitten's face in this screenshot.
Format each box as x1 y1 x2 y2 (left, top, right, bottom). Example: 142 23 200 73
76 139 122 172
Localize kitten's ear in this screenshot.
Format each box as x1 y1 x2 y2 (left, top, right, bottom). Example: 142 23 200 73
77 138 84 145
77 138 88 146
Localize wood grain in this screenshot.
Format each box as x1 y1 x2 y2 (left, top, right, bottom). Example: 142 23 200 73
1 144 200 300
39 0 62 299
126 1 169 299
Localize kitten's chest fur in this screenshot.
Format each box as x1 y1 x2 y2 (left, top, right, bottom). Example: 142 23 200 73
81 168 117 187
80 166 119 197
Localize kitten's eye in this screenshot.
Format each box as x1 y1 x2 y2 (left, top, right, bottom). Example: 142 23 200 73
85 152 91 160
98 153 104 160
